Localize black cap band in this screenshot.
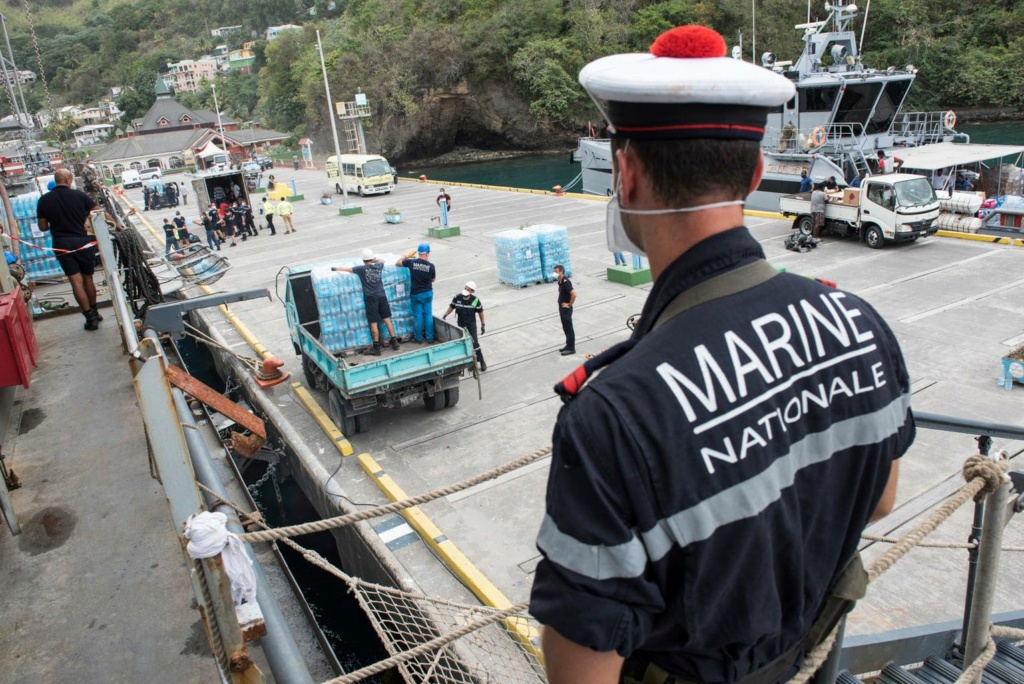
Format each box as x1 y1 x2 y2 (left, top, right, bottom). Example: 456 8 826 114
607 102 769 141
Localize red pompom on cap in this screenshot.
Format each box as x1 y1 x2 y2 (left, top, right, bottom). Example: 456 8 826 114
650 25 727 58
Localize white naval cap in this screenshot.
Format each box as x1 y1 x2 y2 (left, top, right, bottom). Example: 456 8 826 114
579 25 796 142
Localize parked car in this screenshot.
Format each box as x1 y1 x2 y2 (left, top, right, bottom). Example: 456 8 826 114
254 154 273 170
139 167 162 181
241 161 261 177
121 169 142 188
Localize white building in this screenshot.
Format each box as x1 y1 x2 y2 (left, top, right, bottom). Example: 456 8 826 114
73 123 114 147
265 24 303 40
211 25 242 37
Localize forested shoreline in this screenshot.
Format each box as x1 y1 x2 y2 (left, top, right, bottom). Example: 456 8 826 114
6 0 1023 160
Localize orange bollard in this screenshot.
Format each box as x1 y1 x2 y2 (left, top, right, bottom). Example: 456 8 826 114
419 174 427 183
254 356 292 389
553 185 564 196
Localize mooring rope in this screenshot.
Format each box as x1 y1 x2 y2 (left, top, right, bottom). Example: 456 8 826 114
237 445 552 544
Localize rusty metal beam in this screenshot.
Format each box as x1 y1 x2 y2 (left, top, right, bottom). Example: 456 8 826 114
166 364 266 439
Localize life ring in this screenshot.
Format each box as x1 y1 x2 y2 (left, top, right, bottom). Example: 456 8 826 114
810 126 828 147
943 110 957 130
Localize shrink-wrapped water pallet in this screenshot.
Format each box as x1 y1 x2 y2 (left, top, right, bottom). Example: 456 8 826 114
493 230 543 287
310 254 414 354
524 224 572 282
1 192 64 281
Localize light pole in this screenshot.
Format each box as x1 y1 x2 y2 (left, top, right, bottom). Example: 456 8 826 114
210 82 225 142
316 29 353 209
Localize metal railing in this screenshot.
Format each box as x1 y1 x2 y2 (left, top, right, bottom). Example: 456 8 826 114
93 211 315 684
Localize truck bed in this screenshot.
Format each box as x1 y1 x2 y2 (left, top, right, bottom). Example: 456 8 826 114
779 192 859 222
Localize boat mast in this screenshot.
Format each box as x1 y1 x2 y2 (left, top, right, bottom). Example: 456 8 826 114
859 0 871 54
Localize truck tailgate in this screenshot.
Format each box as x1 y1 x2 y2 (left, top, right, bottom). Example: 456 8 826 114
297 318 474 397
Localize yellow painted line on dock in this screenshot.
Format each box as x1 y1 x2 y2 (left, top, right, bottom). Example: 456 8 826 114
123 194 276 360
290 382 353 456
745 209 787 220
935 229 1024 247
357 452 543 662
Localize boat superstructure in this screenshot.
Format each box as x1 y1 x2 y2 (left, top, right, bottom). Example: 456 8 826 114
572 0 969 210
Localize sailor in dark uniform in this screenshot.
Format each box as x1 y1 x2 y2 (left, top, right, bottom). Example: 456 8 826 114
529 25 914 684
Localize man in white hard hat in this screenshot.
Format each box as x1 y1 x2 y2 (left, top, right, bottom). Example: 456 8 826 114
442 280 486 371
333 248 399 356
529 25 911 684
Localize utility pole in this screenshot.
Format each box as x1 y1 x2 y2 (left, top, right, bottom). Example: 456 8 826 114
316 30 359 215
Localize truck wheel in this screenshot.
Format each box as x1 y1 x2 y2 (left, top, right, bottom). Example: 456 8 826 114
797 216 814 236
423 391 446 412
302 354 326 391
358 186 365 197
444 387 460 408
328 388 356 435
355 413 372 434
864 225 884 249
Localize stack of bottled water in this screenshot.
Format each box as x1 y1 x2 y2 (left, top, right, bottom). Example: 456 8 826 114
525 224 572 282
493 230 543 287
309 254 415 354
1 192 64 281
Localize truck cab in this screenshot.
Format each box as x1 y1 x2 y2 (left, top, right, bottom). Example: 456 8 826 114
190 169 249 209
780 173 940 248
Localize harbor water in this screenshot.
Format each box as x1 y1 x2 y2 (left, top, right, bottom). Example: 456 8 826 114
403 123 1024 192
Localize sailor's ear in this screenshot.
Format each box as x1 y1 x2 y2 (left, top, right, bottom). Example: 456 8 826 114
749 150 765 197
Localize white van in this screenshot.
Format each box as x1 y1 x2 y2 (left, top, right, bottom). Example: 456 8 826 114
121 169 141 188
140 167 162 181
326 154 394 196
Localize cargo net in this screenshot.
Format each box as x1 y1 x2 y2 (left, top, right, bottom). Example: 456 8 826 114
335 573 546 684
197 444 554 684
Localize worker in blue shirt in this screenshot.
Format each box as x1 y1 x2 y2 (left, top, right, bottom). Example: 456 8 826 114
799 169 812 193
530 25 912 684
850 171 865 188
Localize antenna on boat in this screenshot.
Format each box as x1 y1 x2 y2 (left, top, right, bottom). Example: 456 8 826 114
859 0 871 54
807 0 811 24
751 0 756 64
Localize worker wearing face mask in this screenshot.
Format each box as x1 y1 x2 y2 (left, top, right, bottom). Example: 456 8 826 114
442 281 486 371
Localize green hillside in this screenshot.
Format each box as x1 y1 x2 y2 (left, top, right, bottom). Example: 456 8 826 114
2 0 1022 160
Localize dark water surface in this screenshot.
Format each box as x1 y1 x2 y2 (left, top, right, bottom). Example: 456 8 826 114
401 123 1024 192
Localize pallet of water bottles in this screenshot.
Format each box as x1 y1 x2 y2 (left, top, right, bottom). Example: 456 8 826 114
493 226 572 288
525 224 572 282
2 192 66 282
309 254 415 356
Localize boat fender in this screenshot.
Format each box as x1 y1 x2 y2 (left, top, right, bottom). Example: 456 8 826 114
944 110 957 130
810 126 828 147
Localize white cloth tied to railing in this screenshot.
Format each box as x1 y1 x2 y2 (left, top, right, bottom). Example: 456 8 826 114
184 511 257 606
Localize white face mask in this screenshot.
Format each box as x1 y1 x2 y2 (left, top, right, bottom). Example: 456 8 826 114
606 192 747 255
462 289 471 297
605 141 746 254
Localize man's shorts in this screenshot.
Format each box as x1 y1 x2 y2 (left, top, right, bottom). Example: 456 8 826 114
364 295 392 324
221 221 235 236
53 236 97 277
813 211 825 230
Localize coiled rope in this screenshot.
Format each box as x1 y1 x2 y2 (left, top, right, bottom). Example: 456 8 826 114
111 227 163 317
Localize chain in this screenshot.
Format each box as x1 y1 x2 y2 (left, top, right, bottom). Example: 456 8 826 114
21 0 66 161
247 459 277 495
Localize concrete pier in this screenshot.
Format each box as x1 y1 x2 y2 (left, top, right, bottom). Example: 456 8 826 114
123 168 1024 647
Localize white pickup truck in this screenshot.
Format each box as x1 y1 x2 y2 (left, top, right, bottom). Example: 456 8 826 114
779 173 940 249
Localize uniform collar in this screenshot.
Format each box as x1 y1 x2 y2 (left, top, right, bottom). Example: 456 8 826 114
632 226 765 339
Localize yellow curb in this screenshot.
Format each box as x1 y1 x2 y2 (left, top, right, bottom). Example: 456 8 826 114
357 452 543 661
290 382 353 456
935 229 1024 247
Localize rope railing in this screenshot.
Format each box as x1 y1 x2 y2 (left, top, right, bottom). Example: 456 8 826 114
784 454 1010 684
237 445 552 544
